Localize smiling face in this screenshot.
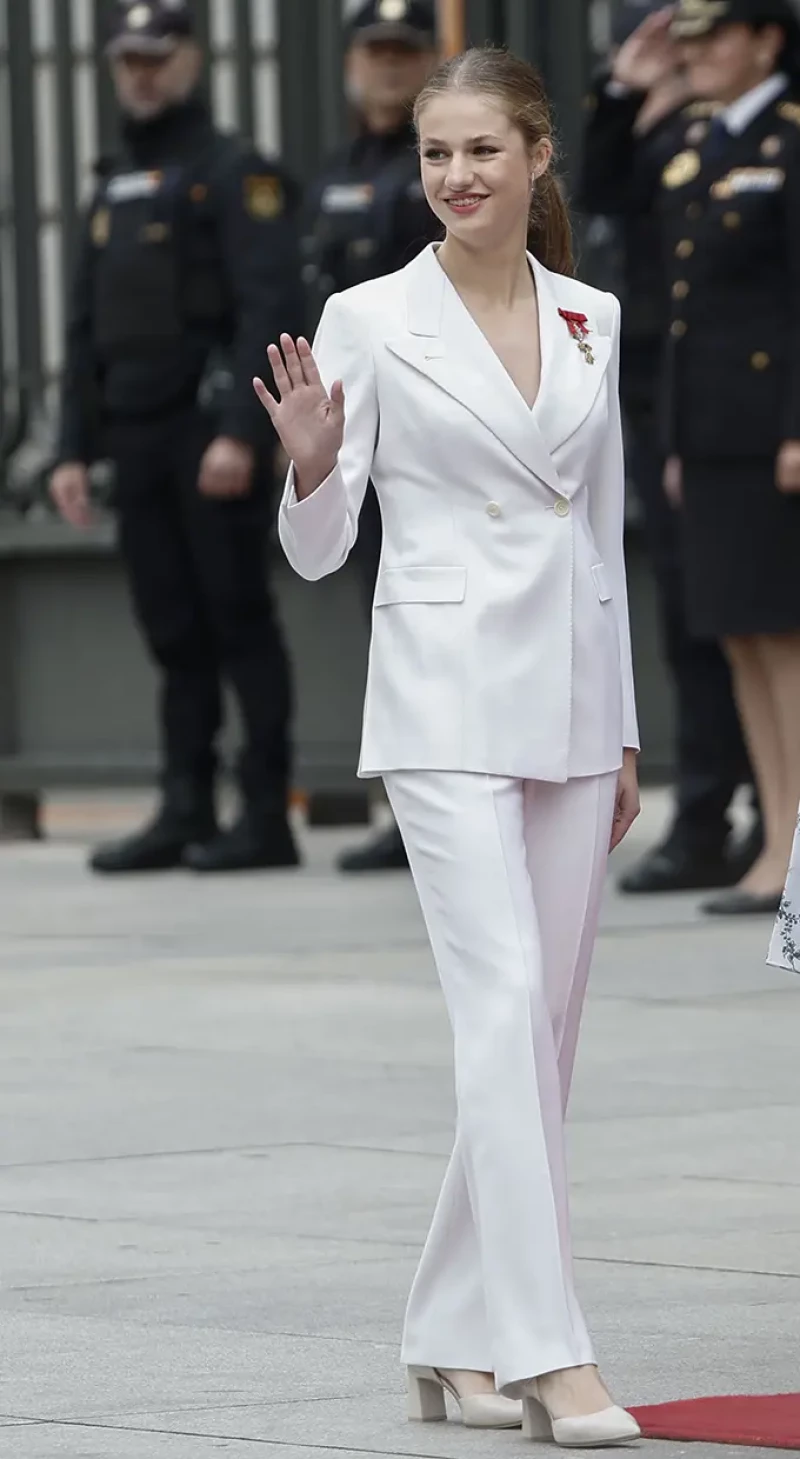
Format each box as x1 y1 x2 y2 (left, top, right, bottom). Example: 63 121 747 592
417 90 552 251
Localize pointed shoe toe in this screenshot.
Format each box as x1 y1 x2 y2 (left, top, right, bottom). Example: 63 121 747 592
407 1367 522 1429
523 1386 640 1448
550 1407 641 1448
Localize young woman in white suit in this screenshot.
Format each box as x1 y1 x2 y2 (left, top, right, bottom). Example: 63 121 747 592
255 46 641 1449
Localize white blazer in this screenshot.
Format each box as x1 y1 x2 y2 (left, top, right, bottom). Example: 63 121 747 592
279 243 639 783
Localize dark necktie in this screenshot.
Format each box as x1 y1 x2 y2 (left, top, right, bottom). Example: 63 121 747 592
702 114 731 162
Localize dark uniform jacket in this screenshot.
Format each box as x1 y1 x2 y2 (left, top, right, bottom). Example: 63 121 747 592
58 95 303 464
577 76 709 416
580 78 800 458
301 119 440 330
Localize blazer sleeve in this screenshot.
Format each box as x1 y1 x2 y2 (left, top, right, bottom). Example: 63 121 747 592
278 292 379 581
589 295 640 752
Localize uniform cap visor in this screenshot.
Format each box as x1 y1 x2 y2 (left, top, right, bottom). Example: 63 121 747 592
670 16 724 34
350 21 434 47
106 34 181 58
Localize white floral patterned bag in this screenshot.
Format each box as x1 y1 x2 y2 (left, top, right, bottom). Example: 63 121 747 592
768 808 800 972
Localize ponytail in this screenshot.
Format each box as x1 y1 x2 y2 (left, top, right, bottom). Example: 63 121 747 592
529 170 575 278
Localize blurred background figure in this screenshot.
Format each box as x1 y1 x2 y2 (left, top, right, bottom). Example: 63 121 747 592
579 0 762 897
302 0 440 874
582 0 800 916
50 0 305 876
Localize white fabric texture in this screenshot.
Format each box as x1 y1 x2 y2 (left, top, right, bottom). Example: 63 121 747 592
384 768 618 1394
278 245 639 783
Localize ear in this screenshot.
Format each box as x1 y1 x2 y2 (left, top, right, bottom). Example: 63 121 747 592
530 136 554 180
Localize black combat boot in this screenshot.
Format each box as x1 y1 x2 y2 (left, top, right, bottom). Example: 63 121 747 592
337 822 409 873
89 777 217 874
184 805 300 873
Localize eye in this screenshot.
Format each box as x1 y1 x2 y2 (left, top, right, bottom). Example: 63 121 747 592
474 145 499 156
422 148 447 161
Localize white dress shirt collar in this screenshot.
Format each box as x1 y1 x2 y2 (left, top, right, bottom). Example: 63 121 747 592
720 72 789 136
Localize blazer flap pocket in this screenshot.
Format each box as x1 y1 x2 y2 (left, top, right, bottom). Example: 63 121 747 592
374 565 467 606
591 563 613 603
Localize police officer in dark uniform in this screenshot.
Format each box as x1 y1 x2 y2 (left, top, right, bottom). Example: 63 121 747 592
302 0 439 873
50 0 304 875
581 0 800 915
579 0 762 894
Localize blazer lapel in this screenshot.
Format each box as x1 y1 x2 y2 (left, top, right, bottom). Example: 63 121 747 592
386 246 562 493
530 255 612 458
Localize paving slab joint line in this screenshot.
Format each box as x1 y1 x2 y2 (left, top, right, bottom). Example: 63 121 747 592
5 1417 464 1458
576 1253 800 1281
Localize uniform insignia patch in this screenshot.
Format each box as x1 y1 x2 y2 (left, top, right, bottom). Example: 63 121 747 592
244 174 284 220
778 101 800 128
662 149 701 189
721 166 785 194
106 170 163 203
761 135 783 158
321 182 374 213
91 207 110 246
379 0 408 18
141 222 170 243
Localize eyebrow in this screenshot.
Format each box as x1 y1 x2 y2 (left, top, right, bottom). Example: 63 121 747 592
421 134 503 146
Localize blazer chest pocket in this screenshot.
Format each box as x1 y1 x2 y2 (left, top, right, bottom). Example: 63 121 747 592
374 565 467 606
591 563 612 603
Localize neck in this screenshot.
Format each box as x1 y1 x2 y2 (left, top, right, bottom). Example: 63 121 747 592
717 69 776 106
437 228 532 309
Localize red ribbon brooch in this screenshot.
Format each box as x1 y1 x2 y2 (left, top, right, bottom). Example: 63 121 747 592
558 309 595 365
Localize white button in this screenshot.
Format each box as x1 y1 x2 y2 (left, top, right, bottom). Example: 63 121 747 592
554 498 571 518
486 501 502 518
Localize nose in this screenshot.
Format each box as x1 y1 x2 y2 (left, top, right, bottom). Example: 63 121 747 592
444 154 475 191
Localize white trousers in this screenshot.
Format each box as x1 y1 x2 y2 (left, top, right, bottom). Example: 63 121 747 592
384 769 618 1397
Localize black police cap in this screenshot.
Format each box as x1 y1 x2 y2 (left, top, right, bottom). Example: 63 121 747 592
671 0 800 39
106 0 194 57
346 0 437 50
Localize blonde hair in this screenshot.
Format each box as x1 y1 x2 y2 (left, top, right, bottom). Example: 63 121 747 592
414 46 574 277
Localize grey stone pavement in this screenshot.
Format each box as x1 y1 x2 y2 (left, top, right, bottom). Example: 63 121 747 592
2 787 799 1459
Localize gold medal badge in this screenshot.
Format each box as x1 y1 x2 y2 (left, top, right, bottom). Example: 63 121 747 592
662 149 701 189
761 135 783 159
244 174 284 220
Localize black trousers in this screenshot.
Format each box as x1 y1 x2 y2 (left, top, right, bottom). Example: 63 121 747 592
108 407 292 811
623 365 753 844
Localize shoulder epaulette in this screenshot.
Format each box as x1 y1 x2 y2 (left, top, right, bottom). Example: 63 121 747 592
778 100 800 128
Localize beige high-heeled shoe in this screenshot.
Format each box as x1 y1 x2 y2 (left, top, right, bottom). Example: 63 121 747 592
522 1379 641 1447
407 1366 523 1428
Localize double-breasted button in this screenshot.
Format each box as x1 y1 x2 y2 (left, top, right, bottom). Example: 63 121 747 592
675 239 694 259
751 351 771 371
554 498 571 518
486 501 502 517
671 319 688 338
723 210 742 229
672 280 690 299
